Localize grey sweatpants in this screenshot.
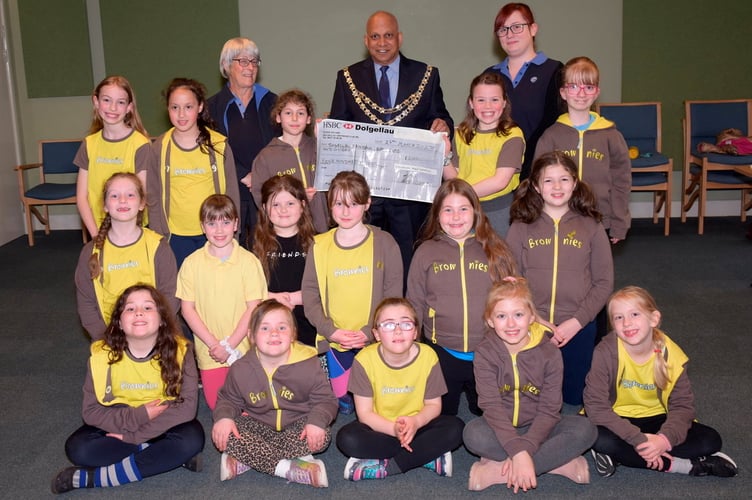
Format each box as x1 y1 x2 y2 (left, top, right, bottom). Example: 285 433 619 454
463 414 596 474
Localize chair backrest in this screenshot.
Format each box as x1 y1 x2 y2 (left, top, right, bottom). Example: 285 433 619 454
597 102 660 153
685 99 752 152
40 140 82 175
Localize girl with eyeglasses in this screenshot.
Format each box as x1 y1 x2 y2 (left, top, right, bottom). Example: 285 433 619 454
406 179 517 417
336 298 464 482
484 3 564 181
535 56 632 244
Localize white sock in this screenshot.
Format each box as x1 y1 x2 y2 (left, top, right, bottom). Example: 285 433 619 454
274 459 292 478
668 457 692 474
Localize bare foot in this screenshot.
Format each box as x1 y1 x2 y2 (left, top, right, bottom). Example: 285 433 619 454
548 456 590 484
468 458 508 491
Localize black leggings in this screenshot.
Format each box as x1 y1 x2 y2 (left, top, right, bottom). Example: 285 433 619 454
65 420 205 478
429 343 480 416
336 416 464 472
593 414 721 470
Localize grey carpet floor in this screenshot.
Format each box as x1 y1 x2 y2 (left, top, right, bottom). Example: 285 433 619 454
1 217 749 498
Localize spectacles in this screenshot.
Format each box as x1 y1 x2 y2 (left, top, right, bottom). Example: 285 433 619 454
496 23 529 36
233 58 261 68
377 321 416 332
563 83 599 95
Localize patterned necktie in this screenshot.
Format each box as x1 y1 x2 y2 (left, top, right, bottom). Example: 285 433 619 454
379 65 391 119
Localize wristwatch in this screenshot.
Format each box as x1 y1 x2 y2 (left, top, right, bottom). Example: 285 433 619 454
443 151 454 166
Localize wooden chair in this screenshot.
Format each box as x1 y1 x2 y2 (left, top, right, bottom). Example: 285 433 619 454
682 99 752 234
597 102 673 235
15 139 87 246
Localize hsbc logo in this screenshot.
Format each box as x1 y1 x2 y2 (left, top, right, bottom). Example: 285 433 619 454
343 123 354 129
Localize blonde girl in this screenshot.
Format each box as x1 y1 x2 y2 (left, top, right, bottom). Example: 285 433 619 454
75 76 150 238
444 72 525 236
584 286 737 478
534 56 631 243
406 178 517 416
464 277 595 492
75 172 177 340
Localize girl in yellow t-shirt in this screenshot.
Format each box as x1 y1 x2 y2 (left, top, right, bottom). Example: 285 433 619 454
75 75 151 238
148 78 241 267
52 284 203 493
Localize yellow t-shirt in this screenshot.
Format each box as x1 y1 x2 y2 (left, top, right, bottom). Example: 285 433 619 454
92 228 164 325
89 337 188 406
313 228 374 350
176 240 267 370
454 127 524 201
84 130 150 227
159 129 228 236
613 341 666 418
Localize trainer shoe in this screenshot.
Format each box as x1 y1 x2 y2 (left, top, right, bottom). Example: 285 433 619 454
220 452 251 481
423 451 453 477
689 452 738 477
51 467 79 494
285 458 328 487
344 457 388 481
182 452 203 472
591 449 616 477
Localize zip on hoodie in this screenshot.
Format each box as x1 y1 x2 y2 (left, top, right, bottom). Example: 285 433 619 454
548 219 560 323
266 369 283 431
511 352 521 426
459 241 469 352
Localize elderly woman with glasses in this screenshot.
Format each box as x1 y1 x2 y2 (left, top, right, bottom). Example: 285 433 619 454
484 3 563 181
208 37 280 249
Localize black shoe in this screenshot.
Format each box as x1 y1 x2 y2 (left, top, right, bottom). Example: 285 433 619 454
591 449 616 477
690 452 738 477
183 452 204 472
51 467 79 494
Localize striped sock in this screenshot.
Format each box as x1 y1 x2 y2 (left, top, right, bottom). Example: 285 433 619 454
74 454 142 488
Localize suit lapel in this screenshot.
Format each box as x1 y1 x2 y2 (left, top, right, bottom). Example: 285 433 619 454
352 60 379 101
396 55 416 103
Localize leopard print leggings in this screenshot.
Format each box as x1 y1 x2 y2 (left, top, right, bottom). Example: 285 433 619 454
226 416 331 475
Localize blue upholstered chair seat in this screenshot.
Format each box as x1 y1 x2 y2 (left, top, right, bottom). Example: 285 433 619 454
632 172 668 186
694 152 752 165
632 153 670 168
25 182 77 201
689 163 752 184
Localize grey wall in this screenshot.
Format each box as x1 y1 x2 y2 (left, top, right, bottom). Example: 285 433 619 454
5 0 623 238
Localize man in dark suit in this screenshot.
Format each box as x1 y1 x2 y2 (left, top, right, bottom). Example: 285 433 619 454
330 10 453 272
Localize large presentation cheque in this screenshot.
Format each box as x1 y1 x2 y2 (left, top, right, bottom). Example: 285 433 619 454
315 119 445 203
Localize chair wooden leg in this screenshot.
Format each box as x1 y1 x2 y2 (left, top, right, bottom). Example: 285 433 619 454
681 177 699 222
24 205 34 246
664 188 671 236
